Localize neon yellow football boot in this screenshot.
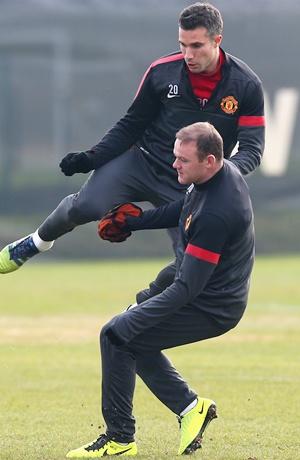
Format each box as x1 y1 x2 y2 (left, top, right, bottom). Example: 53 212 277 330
66 434 137 458
0 235 39 274
178 397 217 455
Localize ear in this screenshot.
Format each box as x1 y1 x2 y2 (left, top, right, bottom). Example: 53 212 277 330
206 154 217 168
214 34 222 47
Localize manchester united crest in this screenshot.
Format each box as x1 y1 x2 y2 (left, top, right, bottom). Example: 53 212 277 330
185 214 192 231
220 95 238 114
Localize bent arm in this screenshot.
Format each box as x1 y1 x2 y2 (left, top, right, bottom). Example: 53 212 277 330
230 80 265 175
126 198 184 231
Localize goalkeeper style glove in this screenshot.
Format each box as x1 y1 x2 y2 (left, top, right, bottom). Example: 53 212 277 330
59 152 93 176
98 203 142 243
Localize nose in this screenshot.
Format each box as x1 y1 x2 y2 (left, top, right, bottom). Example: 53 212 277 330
185 47 194 61
173 158 179 169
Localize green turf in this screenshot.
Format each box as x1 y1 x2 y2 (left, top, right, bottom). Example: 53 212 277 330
1 257 300 459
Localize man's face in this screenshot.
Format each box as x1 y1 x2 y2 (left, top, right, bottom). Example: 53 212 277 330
179 27 222 74
173 139 211 185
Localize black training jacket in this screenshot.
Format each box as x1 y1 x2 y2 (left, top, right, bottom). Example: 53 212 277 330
109 160 255 345
86 50 265 176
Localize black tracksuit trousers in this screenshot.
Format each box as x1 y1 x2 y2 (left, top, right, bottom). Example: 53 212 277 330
38 146 184 245
38 146 184 289
99 304 234 442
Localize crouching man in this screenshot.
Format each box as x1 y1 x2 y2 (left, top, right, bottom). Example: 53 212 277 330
67 121 255 457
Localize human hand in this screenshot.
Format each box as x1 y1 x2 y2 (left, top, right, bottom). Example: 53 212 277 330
98 203 142 243
59 152 93 176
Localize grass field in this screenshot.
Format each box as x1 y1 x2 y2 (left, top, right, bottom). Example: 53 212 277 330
1 257 300 460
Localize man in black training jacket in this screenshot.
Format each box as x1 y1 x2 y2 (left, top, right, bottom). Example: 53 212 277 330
66 121 255 457
0 2 263 276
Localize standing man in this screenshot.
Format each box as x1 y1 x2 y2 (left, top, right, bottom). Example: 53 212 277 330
0 2 264 274
66 122 255 457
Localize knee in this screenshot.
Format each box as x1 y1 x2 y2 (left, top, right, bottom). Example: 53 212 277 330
100 317 125 348
67 193 104 224
100 320 113 345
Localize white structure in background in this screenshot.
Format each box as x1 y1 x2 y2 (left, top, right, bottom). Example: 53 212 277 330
262 88 299 176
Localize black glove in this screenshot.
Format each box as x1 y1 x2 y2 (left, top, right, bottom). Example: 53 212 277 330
59 152 93 176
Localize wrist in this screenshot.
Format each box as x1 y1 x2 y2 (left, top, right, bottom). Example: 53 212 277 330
124 214 142 231
85 150 100 169
77 152 94 173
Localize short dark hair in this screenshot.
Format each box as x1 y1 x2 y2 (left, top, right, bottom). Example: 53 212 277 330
179 2 223 37
176 122 223 161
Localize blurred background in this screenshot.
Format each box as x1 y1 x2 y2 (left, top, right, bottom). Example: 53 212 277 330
0 0 299 259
